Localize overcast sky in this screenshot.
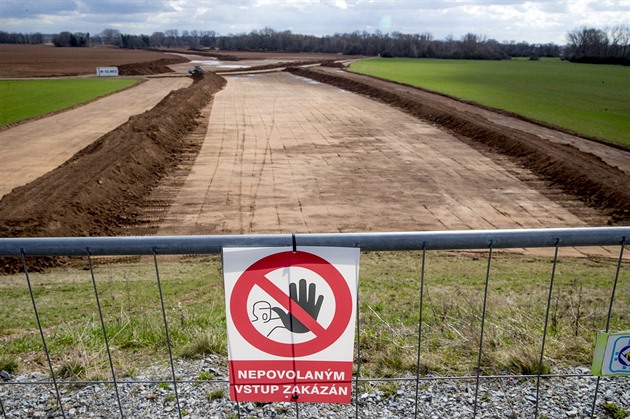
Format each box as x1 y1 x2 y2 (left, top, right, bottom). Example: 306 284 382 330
1 0 628 45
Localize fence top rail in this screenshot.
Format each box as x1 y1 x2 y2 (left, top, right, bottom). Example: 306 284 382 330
0 227 627 257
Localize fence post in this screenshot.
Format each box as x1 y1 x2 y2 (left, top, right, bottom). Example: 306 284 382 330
20 251 66 419
473 242 493 417
590 238 626 417
534 238 560 418
87 250 125 418
152 250 183 419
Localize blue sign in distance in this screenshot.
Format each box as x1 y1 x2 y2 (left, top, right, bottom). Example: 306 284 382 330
592 332 630 376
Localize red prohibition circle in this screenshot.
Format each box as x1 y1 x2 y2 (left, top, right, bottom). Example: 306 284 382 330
230 250 352 357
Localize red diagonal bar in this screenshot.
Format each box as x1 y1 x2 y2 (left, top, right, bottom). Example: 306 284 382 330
255 275 327 337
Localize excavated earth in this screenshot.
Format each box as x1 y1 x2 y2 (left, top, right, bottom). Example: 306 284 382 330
288 67 630 221
0 71 225 272
0 50 629 272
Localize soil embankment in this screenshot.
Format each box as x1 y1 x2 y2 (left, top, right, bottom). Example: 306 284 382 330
287 66 630 224
117 57 188 75
0 72 225 272
0 78 192 197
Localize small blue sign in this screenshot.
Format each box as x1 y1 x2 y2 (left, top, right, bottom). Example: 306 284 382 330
592 331 630 377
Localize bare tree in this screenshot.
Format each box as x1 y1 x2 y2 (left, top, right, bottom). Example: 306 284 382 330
567 27 608 57
607 25 630 57
98 29 121 46
567 25 629 63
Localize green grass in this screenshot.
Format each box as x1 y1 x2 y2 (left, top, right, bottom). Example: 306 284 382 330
604 402 629 419
0 78 140 126
0 252 627 379
349 58 630 147
208 388 225 401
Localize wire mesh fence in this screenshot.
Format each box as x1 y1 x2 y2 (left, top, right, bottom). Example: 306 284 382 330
0 227 628 418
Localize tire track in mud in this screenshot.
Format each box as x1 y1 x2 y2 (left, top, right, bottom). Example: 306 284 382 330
236 96 248 234
198 104 227 224
248 97 278 231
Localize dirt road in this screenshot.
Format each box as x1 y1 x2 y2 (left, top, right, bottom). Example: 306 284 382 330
155 72 613 259
317 67 630 176
0 77 191 198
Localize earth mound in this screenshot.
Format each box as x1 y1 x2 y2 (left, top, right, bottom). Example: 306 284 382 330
0 72 226 272
118 57 189 75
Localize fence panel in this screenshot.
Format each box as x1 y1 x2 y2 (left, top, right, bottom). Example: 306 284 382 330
0 227 628 418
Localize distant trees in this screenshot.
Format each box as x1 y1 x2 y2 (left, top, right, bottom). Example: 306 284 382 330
108 27 559 60
3 26 585 61
0 31 44 44
52 32 90 47
93 29 122 46
503 41 560 58
0 30 91 47
219 29 560 60
566 25 630 65
116 29 218 50
120 33 150 48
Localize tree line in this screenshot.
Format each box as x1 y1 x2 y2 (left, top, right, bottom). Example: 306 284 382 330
100 28 559 60
565 26 630 65
0 31 44 44
0 30 89 47
51 32 91 47
2 25 628 63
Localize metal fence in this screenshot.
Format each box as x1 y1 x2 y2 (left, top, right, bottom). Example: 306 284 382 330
0 227 628 418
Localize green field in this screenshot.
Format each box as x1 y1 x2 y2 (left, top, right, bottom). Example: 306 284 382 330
1 252 627 381
0 78 140 126
350 58 630 146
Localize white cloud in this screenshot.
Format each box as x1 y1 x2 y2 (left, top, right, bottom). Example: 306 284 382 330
0 0 628 44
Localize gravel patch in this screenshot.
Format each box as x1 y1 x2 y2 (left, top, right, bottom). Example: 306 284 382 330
1 357 628 418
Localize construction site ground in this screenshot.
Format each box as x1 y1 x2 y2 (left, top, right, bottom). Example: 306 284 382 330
0 47 629 266
0 78 191 198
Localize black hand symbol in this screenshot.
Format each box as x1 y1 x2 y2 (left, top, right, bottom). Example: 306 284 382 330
272 279 324 334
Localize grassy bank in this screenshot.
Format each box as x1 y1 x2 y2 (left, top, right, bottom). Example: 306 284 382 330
0 78 140 126
349 58 630 147
1 251 627 381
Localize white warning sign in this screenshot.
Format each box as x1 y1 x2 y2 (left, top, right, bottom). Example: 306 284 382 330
223 246 360 403
96 67 118 77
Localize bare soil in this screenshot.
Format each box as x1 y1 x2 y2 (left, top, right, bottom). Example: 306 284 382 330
149 72 625 243
0 78 192 198
0 71 225 236
0 44 187 78
0 72 226 272
0 48 628 272
288 67 630 221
